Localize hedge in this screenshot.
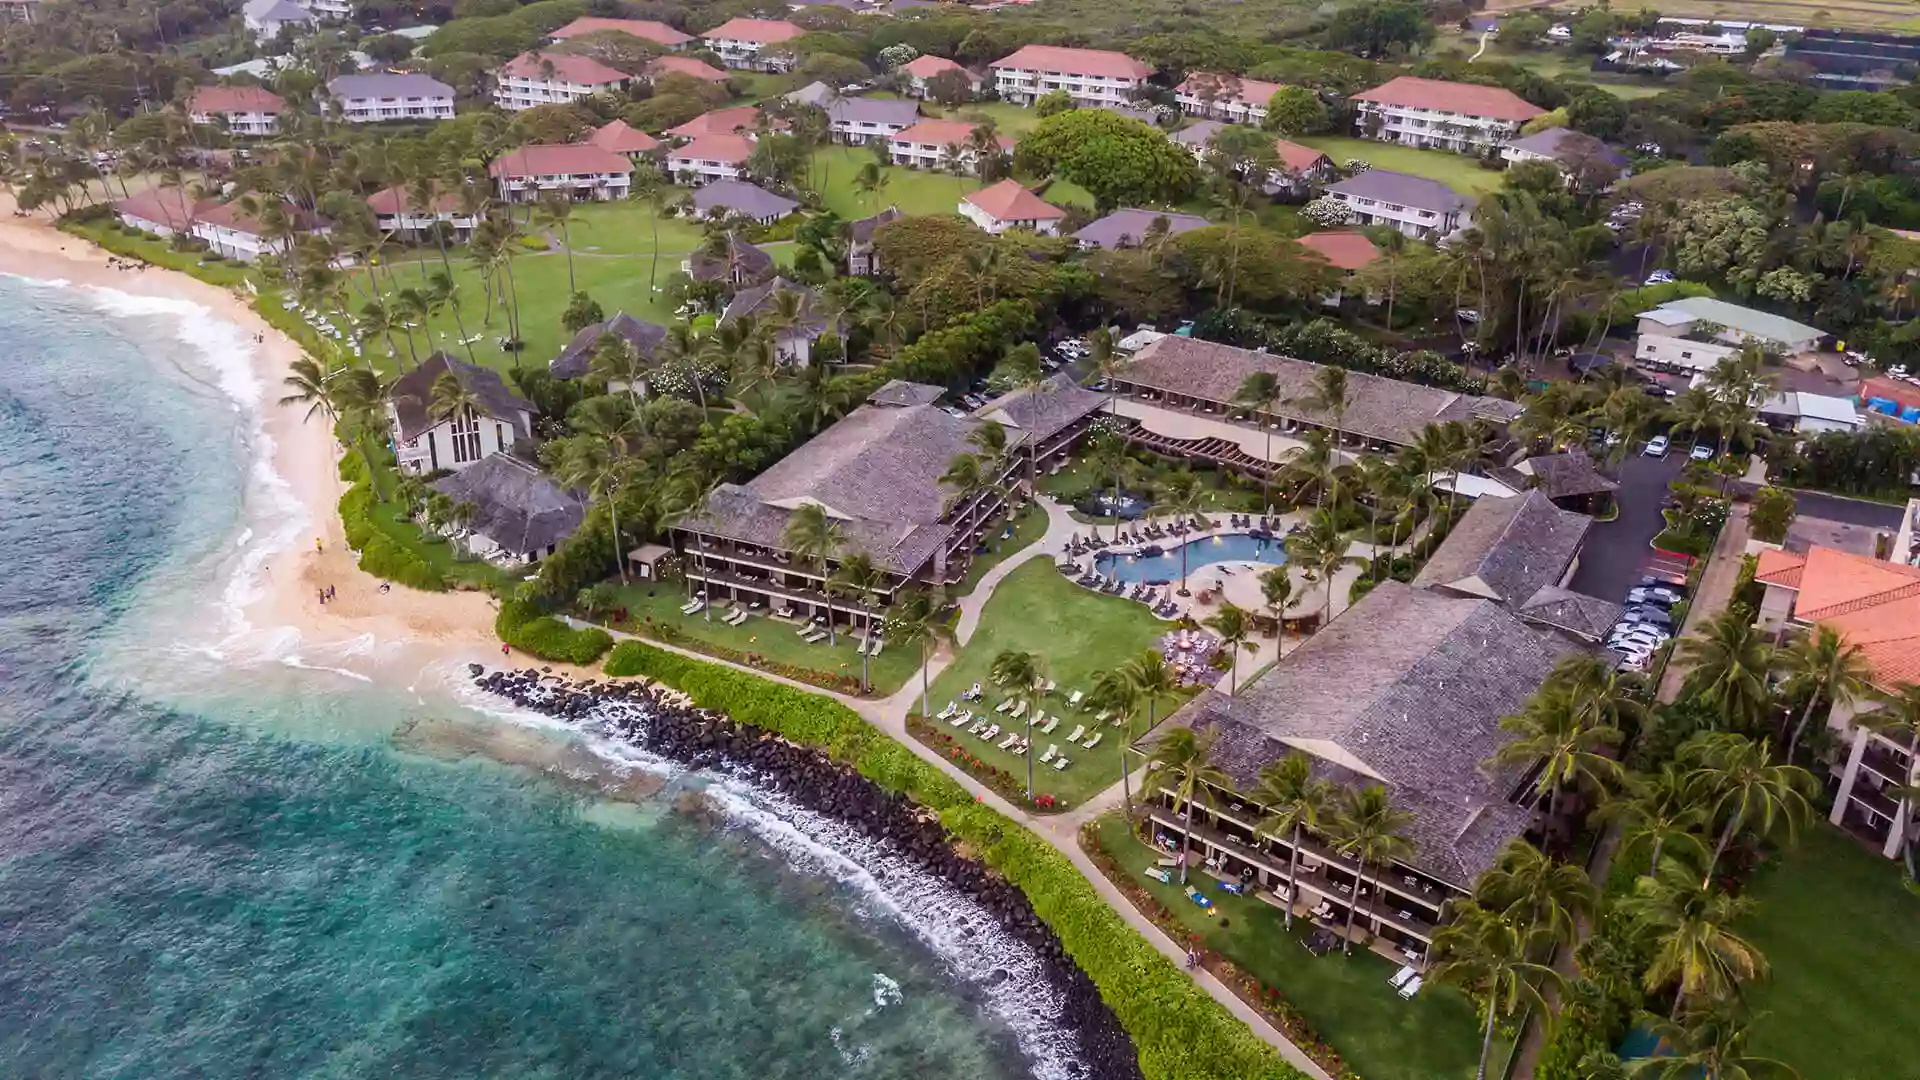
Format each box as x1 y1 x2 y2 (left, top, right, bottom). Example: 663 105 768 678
599 640 1305 1080
499 598 614 665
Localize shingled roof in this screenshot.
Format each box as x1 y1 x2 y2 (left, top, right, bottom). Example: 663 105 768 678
1492 449 1618 500
430 454 584 558
549 311 669 380
721 277 826 338
1519 585 1625 643
1165 580 1578 885
685 234 775 283
1119 336 1519 448
388 352 534 442
1412 490 1593 608
976 373 1107 443
868 379 946 407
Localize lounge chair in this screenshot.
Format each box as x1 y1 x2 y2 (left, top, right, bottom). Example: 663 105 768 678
1082 732 1102 750
802 628 828 643
1389 965 1417 989
982 724 1000 741
963 682 983 701
1094 710 1114 724
1052 756 1069 770
1067 689 1085 708
773 604 794 619
680 599 703 615
1066 724 1086 743
869 640 883 657
937 701 958 720
1038 716 1060 735
1040 744 1057 763
950 710 973 728
999 733 1019 750
968 719 989 735
993 698 1012 714
1397 976 1422 1000
1041 679 1056 694
1146 866 1172 883
1010 700 1028 720
727 609 750 626
1185 886 1213 909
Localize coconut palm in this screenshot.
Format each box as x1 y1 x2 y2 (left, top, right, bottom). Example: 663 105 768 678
1151 471 1212 593
1683 732 1816 886
428 369 485 429
551 434 637 586
589 333 650 410
1302 365 1350 499
1149 727 1231 884
1626 1003 1799 1080
882 586 945 718
1327 786 1414 954
1085 431 1136 542
535 192 576 291
1601 763 1708 877
1203 603 1257 693
990 648 1047 797
1250 754 1336 930
830 554 887 691
783 501 846 645
1118 649 1180 814
1621 861 1768 1015
1284 509 1361 628
1493 677 1625 820
1679 611 1777 733
1281 427 1339 508
938 451 990 514
1085 667 1141 806
1259 566 1292 643
1781 626 1871 762
1232 371 1283 508
1430 903 1565 1080
1472 838 1596 949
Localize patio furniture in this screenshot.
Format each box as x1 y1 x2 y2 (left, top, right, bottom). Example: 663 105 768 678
1397 976 1423 1000
1040 745 1057 763
1146 866 1172 883
999 733 1020 750
1038 716 1060 735
1082 732 1102 750
772 604 795 619
1067 689 1084 708
1398 910 1414 923
968 719 988 735
982 724 1000 741
1052 756 1069 770
1401 946 1422 962
1389 965 1416 989
1066 724 1086 743
1041 679 1056 694
869 640 883 657
995 698 1014 714
1010 700 1028 720
937 702 957 720
950 711 972 728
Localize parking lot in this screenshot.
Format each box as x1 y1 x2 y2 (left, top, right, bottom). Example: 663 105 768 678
1569 452 1687 601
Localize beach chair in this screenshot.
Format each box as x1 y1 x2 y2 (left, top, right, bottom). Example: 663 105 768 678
1038 716 1060 735
1146 866 1172 883
1389 965 1417 990
937 701 958 720
982 724 1000 741
1040 745 1057 763
964 682 983 701
1066 724 1086 743
950 711 973 728
968 719 989 735
998 733 1019 750
1010 700 1028 720
1041 678 1056 695
1052 756 1069 770
680 598 703 615
1397 976 1423 1000
728 609 750 626
995 698 1014 714
1094 710 1114 724
1067 689 1084 708
1082 732 1103 750
869 640 883 658
802 628 828 643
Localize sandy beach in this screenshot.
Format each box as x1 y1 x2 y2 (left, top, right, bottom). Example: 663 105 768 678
0 197 508 674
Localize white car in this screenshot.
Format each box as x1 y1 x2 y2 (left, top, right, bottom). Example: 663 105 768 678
1645 270 1675 285
1690 443 1714 461
1644 436 1670 457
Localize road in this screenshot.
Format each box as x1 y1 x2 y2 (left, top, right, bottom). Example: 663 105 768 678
1568 452 1685 602
1786 490 1905 530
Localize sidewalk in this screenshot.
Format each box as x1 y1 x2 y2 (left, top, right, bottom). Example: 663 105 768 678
1657 503 1750 703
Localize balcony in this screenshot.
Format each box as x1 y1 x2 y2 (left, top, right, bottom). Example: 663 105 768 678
1860 740 1914 785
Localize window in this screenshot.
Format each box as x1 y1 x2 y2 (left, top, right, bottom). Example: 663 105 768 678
449 407 482 464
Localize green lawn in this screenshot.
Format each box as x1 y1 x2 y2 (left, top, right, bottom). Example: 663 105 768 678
808 146 1095 220
951 501 1048 598
1740 825 1920 1080
1295 136 1507 197
921 100 1045 137
562 202 710 257
1088 813 1495 1080
597 581 923 696
921 559 1182 807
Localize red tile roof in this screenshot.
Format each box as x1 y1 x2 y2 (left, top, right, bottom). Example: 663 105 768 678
990 44 1152 81
114 187 213 230
1272 137 1332 173
964 179 1065 222
890 119 1013 150
499 50 630 86
588 119 661 155
550 16 692 47
1297 231 1381 271
1176 72 1283 107
899 55 969 79
488 143 635 178
668 133 756 165
195 199 328 235
667 105 761 139
702 17 803 44
648 55 730 82
1760 545 1920 687
365 184 464 215
1352 76 1545 123
188 85 286 114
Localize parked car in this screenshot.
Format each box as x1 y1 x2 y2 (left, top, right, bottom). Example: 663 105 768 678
1643 435 1670 457
1627 587 1682 606
1690 443 1714 461
1609 624 1670 644
1621 608 1674 627
1645 270 1675 285
1455 308 1482 324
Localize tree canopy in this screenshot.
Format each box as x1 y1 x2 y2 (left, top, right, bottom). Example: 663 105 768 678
1015 109 1201 212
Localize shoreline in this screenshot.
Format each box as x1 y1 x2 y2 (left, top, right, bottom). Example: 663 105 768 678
0 199 510 682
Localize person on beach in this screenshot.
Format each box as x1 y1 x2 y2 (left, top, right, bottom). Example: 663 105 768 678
501 643 510 657
314 537 323 553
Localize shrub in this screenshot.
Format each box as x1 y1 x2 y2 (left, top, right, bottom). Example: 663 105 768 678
599 640 1304 1080
359 535 446 592
499 598 614 665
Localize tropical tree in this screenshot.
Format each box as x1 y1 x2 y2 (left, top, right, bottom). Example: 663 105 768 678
1085 667 1142 806
1679 611 1777 732
1203 603 1258 693
1430 903 1565 1080
1473 838 1596 949
938 451 990 514
1602 763 1708 877
551 433 638 586
1782 626 1871 762
1621 861 1769 1015
429 370 485 430
1148 727 1231 884
990 648 1047 798
1683 732 1816 886
883 586 945 719
1259 566 1293 643
1250 754 1336 930
830 553 887 691
1152 471 1212 593
1327 785 1414 953
1493 668 1626 820
1285 509 1361 627
1085 431 1136 543
1115 649 1180 813
1233 371 1283 508
1303 365 1351 501
1626 1003 1799 1079
783 501 845 645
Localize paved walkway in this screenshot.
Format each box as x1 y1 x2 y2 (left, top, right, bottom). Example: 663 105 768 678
1657 503 1751 702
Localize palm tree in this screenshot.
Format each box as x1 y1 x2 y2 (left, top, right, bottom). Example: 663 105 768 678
589 333 650 411
830 554 887 691
1085 667 1141 805
1203 603 1257 693
1148 727 1231 884
1602 763 1708 877
429 370 485 430
1667 386 1724 456
1084 431 1135 543
1233 371 1283 509
1118 649 1180 814
1250 755 1336 930
552 435 637 586
1151 472 1211 594
1679 611 1777 732
1259 567 1293 645
1621 861 1769 1015
1473 838 1596 949
1327 786 1414 954
884 586 946 719
783 502 845 645
938 451 990 515
1492 676 1625 821
1626 1003 1799 1079
536 193 577 292
1285 509 1361 628
1430 904 1565 1080
1303 365 1351 496
1683 732 1816 886
990 648 1047 798
1781 626 1871 762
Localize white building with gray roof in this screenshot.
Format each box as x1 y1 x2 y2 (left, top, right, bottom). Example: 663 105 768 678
1325 169 1475 240
325 72 455 122
1634 296 1826 373
386 352 536 474
430 453 584 564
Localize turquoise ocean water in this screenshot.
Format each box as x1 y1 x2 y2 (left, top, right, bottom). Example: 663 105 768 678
0 276 1072 1079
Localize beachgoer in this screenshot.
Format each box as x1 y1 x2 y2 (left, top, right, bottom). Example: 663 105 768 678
501 643 510 657
314 537 323 553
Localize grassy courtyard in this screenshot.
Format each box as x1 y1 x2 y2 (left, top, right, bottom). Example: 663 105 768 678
1740 825 1920 1080
1295 136 1508 196
1087 813 1495 1080
920 559 1184 807
950 501 1048 598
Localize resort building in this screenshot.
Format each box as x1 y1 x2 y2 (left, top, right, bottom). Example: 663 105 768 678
1350 76 1545 154
1174 73 1284 124
1499 127 1628 183
1411 489 1597 613
549 16 692 50
1324 170 1475 240
492 51 630 111
959 180 1065 236
1757 391 1863 436
827 96 921 145
683 234 775 285
0 0 41 24
1265 138 1337 197
989 45 1153 108
1297 230 1382 273
897 55 981 99
846 206 902 275
720 277 836 365
242 0 313 42
973 373 1107 473
550 311 669 384
1071 208 1210 250
429 453 584 565
1105 335 1519 477
1487 449 1620 516
365 185 476 242
187 85 286 136
488 144 634 203
666 134 756 185
667 105 764 140
1754 543 1920 857
1170 119 1226 157
190 200 330 261
588 118 662 159
700 18 805 72
324 73 455 123
647 55 731 84
1634 297 1826 374
114 187 210 238
887 119 1015 171
387 352 536 475
689 180 799 225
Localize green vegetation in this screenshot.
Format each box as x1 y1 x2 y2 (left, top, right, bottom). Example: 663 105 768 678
497 597 614 666
810 147 1003 219
921 560 1181 807
1292 136 1508 196
1088 813 1493 1080
951 502 1047 598
1741 825 1920 1080
598 639 1306 1080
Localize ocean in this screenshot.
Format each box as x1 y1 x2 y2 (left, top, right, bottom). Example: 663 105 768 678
0 276 1071 1079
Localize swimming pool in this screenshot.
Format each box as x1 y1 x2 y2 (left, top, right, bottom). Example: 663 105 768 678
1094 532 1288 584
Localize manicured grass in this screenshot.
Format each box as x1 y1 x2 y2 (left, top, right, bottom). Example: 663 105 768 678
1088 813 1495 1080
922 100 1044 137
951 501 1047 598
561 202 709 257
921 559 1183 807
368 493 511 591
1741 825 1920 1080
599 581 923 695
1295 136 1508 196
1542 0 1920 30
811 146 995 218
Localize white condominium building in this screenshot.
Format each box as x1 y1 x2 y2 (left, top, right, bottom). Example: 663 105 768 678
492 51 630 111
1349 76 1546 155
989 44 1153 108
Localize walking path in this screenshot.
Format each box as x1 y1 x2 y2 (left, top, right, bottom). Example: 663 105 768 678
1657 503 1751 702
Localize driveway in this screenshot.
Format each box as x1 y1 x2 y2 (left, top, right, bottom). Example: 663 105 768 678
1569 452 1686 601
1786 490 1905 530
